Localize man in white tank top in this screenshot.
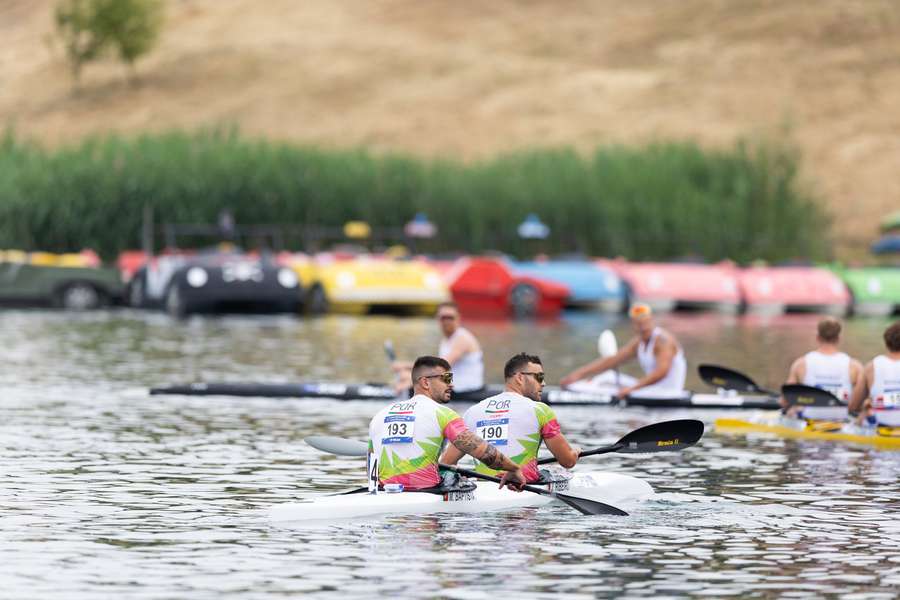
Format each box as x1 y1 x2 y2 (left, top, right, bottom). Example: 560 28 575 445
440 353 580 482
559 303 687 397
392 302 485 395
850 321 900 429
784 317 862 418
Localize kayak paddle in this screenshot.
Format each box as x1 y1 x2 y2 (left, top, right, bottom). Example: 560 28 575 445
698 364 776 396
598 329 619 387
439 463 628 516
781 384 845 408
306 435 368 457
383 339 397 362
538 418 704 465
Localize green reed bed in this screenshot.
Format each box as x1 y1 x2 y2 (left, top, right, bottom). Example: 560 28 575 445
0 129 829 261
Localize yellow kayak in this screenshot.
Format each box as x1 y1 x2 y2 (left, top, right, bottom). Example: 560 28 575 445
715 416 900 451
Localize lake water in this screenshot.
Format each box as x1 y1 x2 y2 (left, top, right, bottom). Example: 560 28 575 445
2 310 899 599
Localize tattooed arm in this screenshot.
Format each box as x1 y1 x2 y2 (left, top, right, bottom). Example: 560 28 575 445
450 429 525 488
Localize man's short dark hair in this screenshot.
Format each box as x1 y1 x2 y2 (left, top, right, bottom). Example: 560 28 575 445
817 317 842 343
412 355 452 382
504 352 542 380
884 322 900 352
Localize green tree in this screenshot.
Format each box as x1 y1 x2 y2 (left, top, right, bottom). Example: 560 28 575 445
55 0 164 84
54 0 105 82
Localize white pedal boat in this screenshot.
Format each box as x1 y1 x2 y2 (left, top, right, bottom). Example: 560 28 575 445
269 472 653 522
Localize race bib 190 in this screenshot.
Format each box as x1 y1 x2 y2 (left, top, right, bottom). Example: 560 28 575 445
382 414 416 444
476 417 509 446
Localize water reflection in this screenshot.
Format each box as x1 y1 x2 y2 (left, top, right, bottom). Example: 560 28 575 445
1 310 899 598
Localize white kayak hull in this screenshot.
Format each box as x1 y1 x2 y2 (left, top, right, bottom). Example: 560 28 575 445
269 472 653 522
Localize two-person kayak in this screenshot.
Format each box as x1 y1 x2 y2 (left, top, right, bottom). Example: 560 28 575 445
269 471 654 522
149 380 781 409
715 413 900 450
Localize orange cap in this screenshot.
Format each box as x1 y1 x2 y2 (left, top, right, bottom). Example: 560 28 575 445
628 302 653 319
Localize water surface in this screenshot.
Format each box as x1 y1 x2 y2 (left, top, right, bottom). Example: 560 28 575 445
2 310 898 598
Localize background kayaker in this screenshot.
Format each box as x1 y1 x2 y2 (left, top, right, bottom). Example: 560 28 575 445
369 355 525 492
392 302 485 398
440 352 580 481
850 321 900 429
783 317 862 415
559 303 687 397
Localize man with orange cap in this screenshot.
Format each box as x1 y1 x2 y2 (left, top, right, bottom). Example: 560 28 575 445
560 302 687 397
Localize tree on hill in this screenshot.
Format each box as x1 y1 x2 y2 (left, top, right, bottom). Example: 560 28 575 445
55 0 164 85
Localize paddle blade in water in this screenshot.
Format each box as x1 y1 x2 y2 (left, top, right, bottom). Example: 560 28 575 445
305 436 369 457
615 419 705 453
553 491 629 516
781 384 844 407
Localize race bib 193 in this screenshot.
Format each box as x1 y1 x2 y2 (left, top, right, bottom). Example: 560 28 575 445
476 417 509 446
382 414 415 444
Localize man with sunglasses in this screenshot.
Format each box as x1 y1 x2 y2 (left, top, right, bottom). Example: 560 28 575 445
369 355 526 492
392 302 485 399
440 353 580 482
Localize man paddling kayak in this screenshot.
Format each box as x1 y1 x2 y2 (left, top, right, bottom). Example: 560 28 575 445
783 317 862 417
392 302 485 398
369 355 525 492
440 352 581 482
850 321 900 430
560 303 686 397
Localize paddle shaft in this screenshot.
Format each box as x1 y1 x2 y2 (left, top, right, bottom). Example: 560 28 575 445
538 444 621 465
439 463 628 516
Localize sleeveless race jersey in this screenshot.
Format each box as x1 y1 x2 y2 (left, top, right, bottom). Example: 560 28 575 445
637 328 687 390
461 391 561 482
800 350 852 421
368 395 467 489
439 327 484 392
870 355 900 427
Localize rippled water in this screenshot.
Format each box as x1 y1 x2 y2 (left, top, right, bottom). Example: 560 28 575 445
2 309 899 598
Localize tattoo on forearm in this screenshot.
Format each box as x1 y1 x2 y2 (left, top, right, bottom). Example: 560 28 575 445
452 430 482 455
480 444 503 468
454 430 516 470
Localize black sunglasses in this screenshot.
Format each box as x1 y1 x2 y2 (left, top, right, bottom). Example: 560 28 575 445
518 371 545 384
419 372 453 384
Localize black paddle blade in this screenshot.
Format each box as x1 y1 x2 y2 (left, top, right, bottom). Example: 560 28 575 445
553 491 629 516
781 384 844 407
698 364 766 394
615 419 705 453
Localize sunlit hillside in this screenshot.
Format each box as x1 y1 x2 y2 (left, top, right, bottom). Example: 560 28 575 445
2 0 899 257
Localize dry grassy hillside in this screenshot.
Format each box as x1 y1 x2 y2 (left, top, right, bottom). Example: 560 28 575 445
2 0 899 257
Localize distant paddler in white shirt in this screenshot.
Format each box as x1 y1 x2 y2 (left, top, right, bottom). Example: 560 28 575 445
559 302 687 398
392 301 485 399
783 317 862 418
440 352 581 483
850 321 900 432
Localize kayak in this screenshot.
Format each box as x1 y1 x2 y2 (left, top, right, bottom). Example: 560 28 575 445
715 415 900 450
149 381 781 410
269 471 653 522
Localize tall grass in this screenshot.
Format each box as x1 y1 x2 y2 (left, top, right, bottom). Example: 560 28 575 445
0 128 830 261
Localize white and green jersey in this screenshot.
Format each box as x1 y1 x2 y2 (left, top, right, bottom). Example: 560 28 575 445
461 391 562 481
367 394 467 490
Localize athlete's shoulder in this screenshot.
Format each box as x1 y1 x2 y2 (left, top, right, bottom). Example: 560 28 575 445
533 401 557 418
